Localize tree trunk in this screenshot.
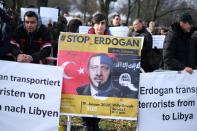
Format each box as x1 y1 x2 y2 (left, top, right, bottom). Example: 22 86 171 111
136 0 141 18
11 0 16 10
152 0 160 21
15 0 23 12
84 0 87 24
99 0 105 14
98 0 117 16
37 0 48 7
126 0 131 25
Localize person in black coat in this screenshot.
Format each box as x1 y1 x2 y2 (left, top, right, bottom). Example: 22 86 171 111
0 8 13 60
10 11 52 63
128 18 153 72
163 13 196 73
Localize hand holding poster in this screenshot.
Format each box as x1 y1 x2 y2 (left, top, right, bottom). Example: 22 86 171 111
138 71 197 131
0 60 63 131
58 32 143 120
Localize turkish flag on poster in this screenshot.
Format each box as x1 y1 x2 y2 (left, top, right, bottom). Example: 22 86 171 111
58 51 92 94
58 51 115 95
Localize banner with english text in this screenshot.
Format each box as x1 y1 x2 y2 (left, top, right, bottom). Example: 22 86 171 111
138 71 197 131
0 60 63 131
57 32 143 120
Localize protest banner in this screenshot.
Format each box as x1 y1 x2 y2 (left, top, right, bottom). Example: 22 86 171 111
0 60 63 131
79 26 129 37
109 26 129 37
138 71 197 131
79 26 91 34
40 7 59 26
57 32 142 120
20 8 39 21
152 35 165 49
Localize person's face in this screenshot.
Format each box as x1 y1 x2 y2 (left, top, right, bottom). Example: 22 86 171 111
88 56 111 88
93 20 107 35
149 24 156 32
133 20 143 32
24 16 38 33
112 16 121 26
180 21 192 32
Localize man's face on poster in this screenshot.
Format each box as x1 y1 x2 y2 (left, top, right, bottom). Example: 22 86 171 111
88 56 111 88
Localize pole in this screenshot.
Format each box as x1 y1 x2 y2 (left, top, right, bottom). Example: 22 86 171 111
66 116 72 131
84 0 87 24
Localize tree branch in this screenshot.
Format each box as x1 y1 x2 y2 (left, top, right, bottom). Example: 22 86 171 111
156 7 195 19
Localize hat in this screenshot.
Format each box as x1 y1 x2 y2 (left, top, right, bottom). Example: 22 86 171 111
179 13 193 24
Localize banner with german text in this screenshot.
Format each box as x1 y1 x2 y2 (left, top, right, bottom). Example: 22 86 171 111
58 32 142 120
0 60 63 131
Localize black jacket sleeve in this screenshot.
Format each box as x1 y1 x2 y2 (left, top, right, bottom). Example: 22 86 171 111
163 31 185 70
30 26 52 63
31 46 51 63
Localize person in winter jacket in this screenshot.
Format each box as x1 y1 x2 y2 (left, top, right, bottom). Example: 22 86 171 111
10 11 51 63
128 18 153 72
82 13 109 131
163 12 196 73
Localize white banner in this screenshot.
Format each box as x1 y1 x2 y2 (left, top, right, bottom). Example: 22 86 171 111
138 71 197 131
109 26 129 37
40 7 59 25
79 26 129 37
0 60 63 131
79 26 91 34
152 35 165 49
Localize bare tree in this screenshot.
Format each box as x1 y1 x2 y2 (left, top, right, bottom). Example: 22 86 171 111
126 0 132 25
126 0 136 25
152 0 160 21
136 0 141 18
37 0 48 7
98 0 117 16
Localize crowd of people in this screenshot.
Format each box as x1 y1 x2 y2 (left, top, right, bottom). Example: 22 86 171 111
1 1 197 130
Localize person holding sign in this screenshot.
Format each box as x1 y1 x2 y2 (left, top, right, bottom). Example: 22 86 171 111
81 13 110 131
10 11 52 63
163 13 196 73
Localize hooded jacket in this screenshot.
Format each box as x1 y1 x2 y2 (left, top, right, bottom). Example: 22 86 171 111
10 24 52 63
163 23 196 70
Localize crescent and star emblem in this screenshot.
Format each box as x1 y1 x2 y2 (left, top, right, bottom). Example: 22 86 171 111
61 61 84 79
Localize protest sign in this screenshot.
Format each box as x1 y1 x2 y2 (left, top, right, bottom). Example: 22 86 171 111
138 71 197 131
40 7 59 25
152 35 165 49
109 26 129 37
58 32 143 120
0 60 63 131
79 26 129 37
20 8 38 21
79 26 91 34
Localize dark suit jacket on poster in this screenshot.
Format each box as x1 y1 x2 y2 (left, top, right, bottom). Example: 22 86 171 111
76 84 138 98
76 84 121 97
